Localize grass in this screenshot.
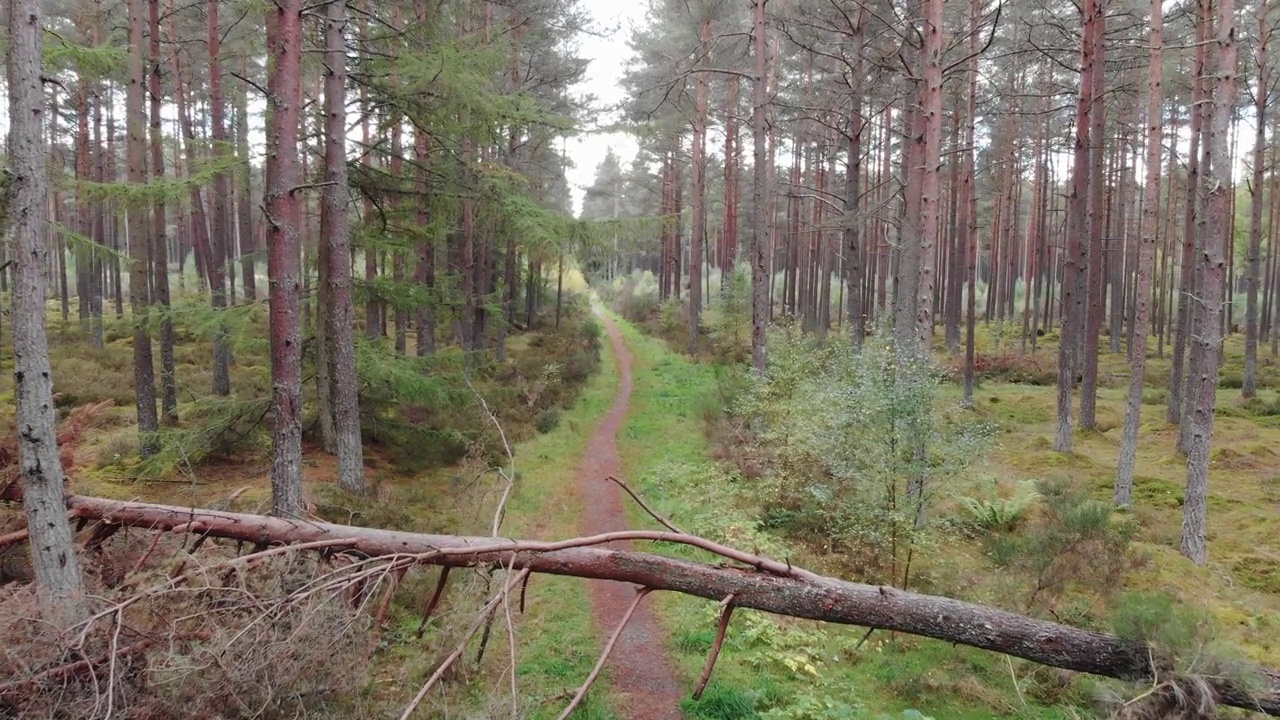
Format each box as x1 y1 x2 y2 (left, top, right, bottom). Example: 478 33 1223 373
606 312 1097 719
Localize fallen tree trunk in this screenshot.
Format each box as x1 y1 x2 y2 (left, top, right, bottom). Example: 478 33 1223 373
4 486 1279 716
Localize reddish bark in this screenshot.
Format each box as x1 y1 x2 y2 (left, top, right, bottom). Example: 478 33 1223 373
264 0 305 518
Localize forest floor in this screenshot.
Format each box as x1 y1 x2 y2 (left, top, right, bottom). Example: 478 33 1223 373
5 296 1280 719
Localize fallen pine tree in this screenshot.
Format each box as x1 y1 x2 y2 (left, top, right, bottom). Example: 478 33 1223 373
3 484 1278 717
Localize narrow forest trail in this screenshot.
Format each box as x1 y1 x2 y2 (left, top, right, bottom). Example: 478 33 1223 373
575 309 685 720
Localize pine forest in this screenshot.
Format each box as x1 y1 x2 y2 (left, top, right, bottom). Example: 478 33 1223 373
2 0 1280 717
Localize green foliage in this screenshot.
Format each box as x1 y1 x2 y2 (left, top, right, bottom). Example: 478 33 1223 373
985 479 1140 618
955 479 1040 533
128 395 273 481
737 329 995 577
681 684 760 720
703 266 753 363
535 408 561 433
1110 592 1209 649
603 270 661 323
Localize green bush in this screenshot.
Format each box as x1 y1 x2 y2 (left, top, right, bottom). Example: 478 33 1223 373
735 328 995 579
985 478 1141 617
535 408 561 434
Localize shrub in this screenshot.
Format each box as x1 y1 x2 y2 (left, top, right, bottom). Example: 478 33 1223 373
736 328 996 581
985 478 1141 618
535 408 562 434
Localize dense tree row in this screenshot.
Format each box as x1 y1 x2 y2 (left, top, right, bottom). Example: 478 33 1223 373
5 0 589 620
584 0 1265 568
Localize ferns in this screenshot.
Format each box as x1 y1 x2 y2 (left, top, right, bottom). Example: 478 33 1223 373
956 479 1040 532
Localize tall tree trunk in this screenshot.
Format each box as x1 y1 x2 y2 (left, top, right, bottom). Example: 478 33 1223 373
750 0 769 371
323 0 365 495
207 0 231 396
415 124 436 356
723 76 740 277
1055 0 1098 452
264 0 305 518
149 0 176 424
237 60 257 304
1245 0 1269 399
845 14 867 349
6 0 87 625
1116 0 1163 506
1170 5 1210 425
1182 0 1235 566
916 0 943 347
961 0 978 405
1079 1 1108 429
126 0 158 454
689 16 711 356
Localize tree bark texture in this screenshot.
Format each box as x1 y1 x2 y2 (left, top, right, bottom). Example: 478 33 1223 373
1115 0 1162 506
323 0 366 496
126 0 158 453
5 0 87 625
264 0 305 518
750 0 769 372
1181 0 1234 566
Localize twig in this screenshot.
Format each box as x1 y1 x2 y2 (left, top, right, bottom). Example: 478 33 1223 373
854 626 876 650
501 560 520 719
606 475 685 534
555 587 652 720
399 569 532 720
419 529 809 580
0 526 30 550
1006 654 1027 709
127 533 164 577
465 377 516 538
415 566 451 638
73 538 361 649
0 631 211 699
694 594 736 700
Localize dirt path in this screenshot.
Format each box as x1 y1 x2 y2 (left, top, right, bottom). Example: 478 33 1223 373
575 310 684 720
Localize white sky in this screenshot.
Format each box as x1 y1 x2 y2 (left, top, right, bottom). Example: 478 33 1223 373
564 0 647 217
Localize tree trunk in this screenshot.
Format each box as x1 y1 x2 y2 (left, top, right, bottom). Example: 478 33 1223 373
264 0 305 518
1170 5 1210 426
1055 0 1098 452
961 0 978 407
845 16 867 349
1182 0 1235 567
723 76 740 276
323 0 365 496
1115 0 1162 506
916 0 943 347
126 0 158 454
149 0 176 425
207 0 232 396
689 16 711 356
237 59 257 304
10 487 1280 717
6 0 87 625
1244 0 1269 399
750 0 769 371
1079 1 1108 430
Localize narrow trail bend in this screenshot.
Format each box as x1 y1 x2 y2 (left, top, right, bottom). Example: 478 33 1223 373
575 310 684 720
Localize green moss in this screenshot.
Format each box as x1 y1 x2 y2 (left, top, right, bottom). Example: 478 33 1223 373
1233 556 1280 594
